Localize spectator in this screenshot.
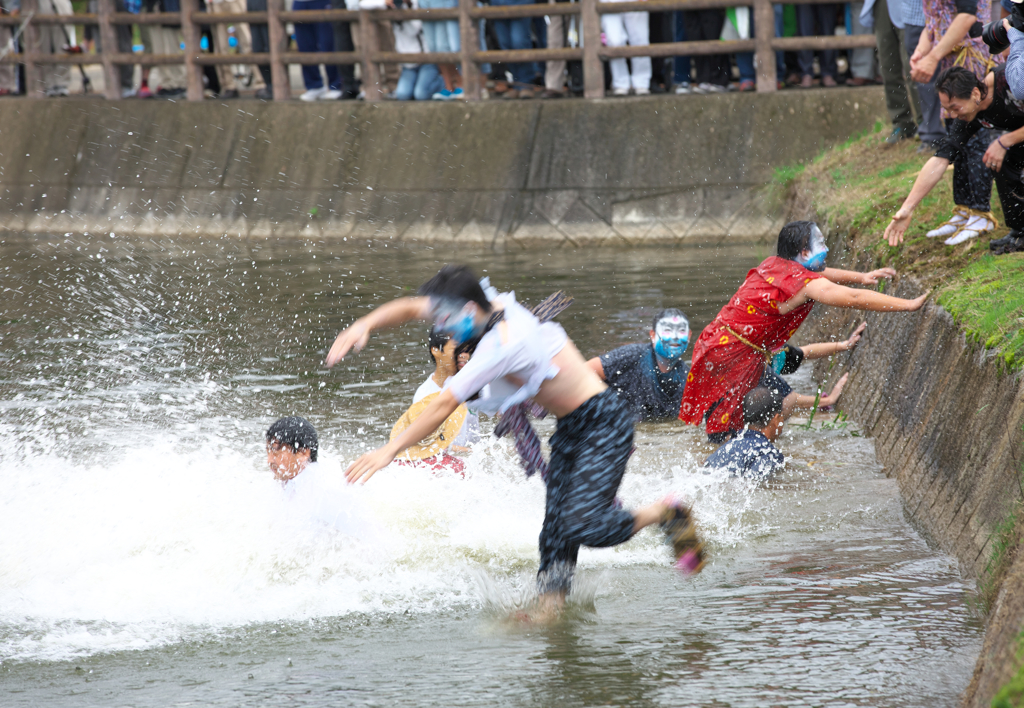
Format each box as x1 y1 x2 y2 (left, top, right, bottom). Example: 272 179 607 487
419 0 462 99
294 0 344 100
848 1 877 85
796 3 838 87
910 0 998 242
142 0 187 97
724 7 755 91
360 0 400 96
862 0 920 142
683 7 728 92
602 0 651 95
673 10 691 92
491 0 537 98
248 0 273 98
329 0 360 99
648 10 672 93
543 0 569 97
0 0 18 95
390 0 444 100
206 0 250 98
35 0 73 96
902 0 944 146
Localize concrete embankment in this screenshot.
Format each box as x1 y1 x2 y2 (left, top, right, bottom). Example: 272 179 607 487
792 225 1024 708
0 88 885 245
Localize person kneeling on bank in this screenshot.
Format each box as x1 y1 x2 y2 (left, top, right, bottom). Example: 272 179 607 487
703 386 785 480
885 64 1024 254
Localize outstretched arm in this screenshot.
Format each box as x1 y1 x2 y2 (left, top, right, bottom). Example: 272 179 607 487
884 156 951 246
801 278 928 312
781 373 849 419
822 267 896 286
326 296 432 368
345 389 462 484
802 322 867 359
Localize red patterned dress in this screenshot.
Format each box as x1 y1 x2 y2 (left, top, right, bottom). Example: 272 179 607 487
679 257 823 436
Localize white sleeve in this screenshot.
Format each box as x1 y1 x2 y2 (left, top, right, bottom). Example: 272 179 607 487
443 339 530 403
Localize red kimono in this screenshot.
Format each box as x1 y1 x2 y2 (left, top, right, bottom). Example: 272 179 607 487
680 257 823 435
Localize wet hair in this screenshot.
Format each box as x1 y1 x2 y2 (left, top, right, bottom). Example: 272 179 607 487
428 327 451 365
776 221 817 260
935 66 988 102
418 265 492 313
266 416 318 462
651 308 687 332
743 386 784 427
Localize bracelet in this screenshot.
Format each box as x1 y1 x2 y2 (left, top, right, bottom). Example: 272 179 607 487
998 137 1010 150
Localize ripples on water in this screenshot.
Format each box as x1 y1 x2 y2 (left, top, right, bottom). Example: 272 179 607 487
0 234 981 706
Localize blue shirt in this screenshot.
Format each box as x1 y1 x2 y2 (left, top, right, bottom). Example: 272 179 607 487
903 0 926 28
599 343 689 421
704 429 785 480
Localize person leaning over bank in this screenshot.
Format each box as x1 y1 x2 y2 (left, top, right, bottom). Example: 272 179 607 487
885 63 1024 255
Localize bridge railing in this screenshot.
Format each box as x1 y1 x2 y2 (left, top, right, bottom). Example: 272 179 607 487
0 0 877 100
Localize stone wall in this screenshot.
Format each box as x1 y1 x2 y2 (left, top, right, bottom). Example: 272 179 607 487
0 88 886 245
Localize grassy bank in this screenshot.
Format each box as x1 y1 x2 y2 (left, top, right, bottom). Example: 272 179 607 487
780 122 1024 369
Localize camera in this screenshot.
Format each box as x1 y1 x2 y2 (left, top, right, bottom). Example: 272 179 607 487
972 0 1024 54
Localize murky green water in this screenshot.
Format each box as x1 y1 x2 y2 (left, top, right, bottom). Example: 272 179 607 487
0 235 981 706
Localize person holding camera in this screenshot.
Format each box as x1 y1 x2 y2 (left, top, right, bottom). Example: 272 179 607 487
885 65 1024 254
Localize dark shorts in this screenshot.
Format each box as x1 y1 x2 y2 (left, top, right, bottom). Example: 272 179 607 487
537 388 637 595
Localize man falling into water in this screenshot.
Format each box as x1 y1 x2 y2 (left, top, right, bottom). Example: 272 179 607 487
586 308 692 422
325 265 705 621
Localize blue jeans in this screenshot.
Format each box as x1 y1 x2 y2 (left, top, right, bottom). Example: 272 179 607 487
673 11 690 84
735 6 785 83
491 0 536 85
395 64 445 100
293 0 341 90
420 0 460 53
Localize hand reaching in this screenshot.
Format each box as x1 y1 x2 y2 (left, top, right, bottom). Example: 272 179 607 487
884 209 912 246
345 446 396 485
844 322 867 351
325 320 370 368
820 372 849 406
863 267 896 285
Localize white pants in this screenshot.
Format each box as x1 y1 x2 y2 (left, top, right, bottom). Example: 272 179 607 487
600 10 650 90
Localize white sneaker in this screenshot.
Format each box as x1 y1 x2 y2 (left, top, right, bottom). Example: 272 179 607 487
320 89 343 100
926 211 966 238
675 82 692 94
634 87 651 95
944 214 995 245
300 87 327 102
699 82 727 93
611 87 629 96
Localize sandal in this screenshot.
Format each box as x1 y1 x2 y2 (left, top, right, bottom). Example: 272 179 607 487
660 497 706 576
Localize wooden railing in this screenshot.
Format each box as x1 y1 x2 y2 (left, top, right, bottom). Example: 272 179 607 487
0 0 877 100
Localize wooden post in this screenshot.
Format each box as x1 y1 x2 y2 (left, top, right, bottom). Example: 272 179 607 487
580 0 601 99
458 0 479 100
359 8 381 101
753 0 776 93
268 0 289 100
180 0 204 100
21 0 43 97
97 0 120 99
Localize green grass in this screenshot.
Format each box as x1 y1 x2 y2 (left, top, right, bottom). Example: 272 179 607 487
992 632 1024 708
938 254 1024 369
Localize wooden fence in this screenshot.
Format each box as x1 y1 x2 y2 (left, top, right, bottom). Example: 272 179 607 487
0 0 877 100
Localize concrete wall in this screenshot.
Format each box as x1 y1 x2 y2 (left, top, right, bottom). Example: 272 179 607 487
0 88 886 245
794 241 1024 708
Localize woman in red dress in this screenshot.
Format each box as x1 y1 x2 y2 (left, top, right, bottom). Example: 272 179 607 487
680 221 928 442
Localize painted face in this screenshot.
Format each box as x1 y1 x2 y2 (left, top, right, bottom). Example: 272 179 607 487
796 224 828 272
429 297 482 344
653 315 690 360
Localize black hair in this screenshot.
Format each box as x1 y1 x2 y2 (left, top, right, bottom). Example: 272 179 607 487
266 416 318 462
935 65 988 102
428 327 451 365
651 308 687 332
776 221 816 261
743 386 784 427
418 265 492 313
778 344 805 376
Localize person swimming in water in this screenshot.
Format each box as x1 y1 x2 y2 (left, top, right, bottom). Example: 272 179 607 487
703 386 786 480
266 416 319 483
679 221 927 443
325 264 705 621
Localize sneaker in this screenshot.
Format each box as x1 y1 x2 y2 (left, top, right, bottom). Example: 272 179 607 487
945 212 996 245
800 74 813 88
136 85 153 99
299 87 327 102
432 88 454 100
255 87 273 100
45 86 70 97
927 210 967 238
502 88 519 100
518 87 534 99
540 88 565 99
989 231 1018 250
320 89 343 100
156 87 186 98
634 86 651 95
698 82 727 93
738 79 755 92
994 233 1024 254
660 497 706 576
885 125 918 145
674 82 692 94
451 87 465 99
611 87 629 96
219 88 240 99
340 90 361 100
120 87 135 98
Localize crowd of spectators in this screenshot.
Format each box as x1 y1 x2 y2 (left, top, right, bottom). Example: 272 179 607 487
0 0 1006 101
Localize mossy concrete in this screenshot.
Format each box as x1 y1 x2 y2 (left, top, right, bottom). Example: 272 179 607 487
0 88 886 244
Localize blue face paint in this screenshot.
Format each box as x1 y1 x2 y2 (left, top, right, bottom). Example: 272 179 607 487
430 298 483 344
655 336 689 361
653 315 690 362
796 224 829 272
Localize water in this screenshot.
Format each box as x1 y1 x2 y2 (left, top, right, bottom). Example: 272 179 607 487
0 234 982 706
